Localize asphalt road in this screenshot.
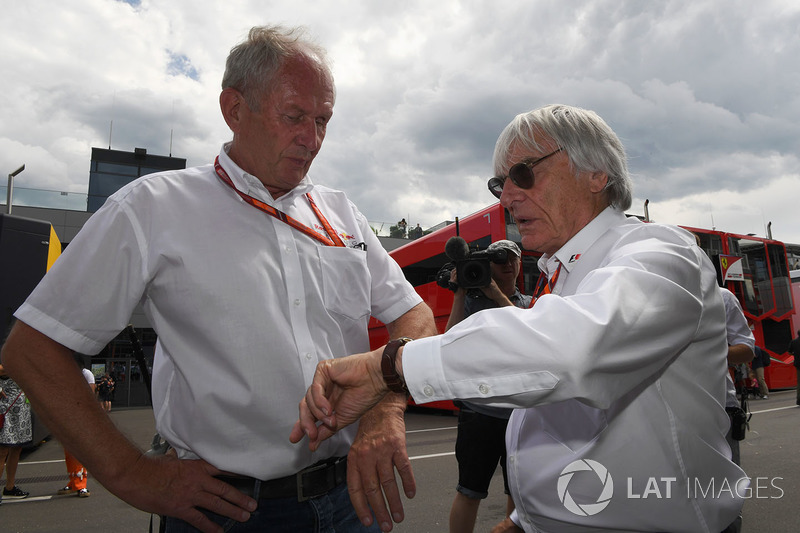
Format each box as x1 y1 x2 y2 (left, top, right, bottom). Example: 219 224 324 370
2 390 798 532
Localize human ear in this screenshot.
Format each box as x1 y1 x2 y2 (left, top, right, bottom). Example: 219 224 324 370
588 171 609 194
219 88 245 132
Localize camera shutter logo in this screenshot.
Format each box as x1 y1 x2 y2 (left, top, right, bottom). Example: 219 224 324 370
557 459 614 516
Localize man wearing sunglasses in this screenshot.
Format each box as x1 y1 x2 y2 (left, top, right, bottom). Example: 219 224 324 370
293 104 745 532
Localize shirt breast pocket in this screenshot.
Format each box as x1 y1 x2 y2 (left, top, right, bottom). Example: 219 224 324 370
318 246 371 321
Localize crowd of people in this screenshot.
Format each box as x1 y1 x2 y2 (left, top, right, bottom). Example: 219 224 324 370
0 22 798 533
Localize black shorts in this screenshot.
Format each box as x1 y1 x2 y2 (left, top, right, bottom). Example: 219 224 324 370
454 407 510 499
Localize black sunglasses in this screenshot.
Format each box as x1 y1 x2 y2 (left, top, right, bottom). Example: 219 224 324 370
487 148 563 199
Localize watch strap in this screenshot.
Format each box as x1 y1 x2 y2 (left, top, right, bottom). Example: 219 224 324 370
381 337 413 394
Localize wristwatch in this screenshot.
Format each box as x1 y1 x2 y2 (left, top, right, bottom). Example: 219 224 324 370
381 337 413 394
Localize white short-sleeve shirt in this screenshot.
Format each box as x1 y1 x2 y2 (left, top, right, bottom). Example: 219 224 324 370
16 144 422 479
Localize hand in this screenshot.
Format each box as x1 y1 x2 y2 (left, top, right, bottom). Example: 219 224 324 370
490 517 524 533
106 453 257 533
480 279 504 301
290 349 388 451
346 397 416 532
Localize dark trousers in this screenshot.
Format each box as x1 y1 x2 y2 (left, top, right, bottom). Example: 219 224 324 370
165 481 379 533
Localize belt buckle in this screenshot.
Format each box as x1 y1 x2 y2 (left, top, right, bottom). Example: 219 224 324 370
296 461 328 502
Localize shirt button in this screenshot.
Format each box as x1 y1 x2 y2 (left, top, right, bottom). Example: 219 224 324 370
305 353 312 360
294 299 301 306
479 383 490 395
423 385 434 397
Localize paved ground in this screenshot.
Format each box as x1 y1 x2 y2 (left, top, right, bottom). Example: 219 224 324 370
1 390 798 532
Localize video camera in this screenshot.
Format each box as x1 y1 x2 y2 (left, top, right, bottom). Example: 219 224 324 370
436 236 509 290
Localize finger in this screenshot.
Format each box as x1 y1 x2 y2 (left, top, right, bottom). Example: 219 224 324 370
346 456 380 530
392 446 416 502
376 458 405 525
289 419 306 444
175 478 255 533
211 477 257 514
178 506 225 533
291 397 319 444
307 379 335 422
352 460 393 532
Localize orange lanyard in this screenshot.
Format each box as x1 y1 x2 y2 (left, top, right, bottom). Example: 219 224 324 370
214 157 345 247
530 262 563 307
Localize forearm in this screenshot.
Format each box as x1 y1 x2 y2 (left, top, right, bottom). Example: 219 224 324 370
1 322 143 491
386 302 437 340
445 291 466 331
728 344 755 365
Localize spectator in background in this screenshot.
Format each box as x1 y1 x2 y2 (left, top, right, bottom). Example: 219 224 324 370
445 240 531 533
751 346 770 399
0 363 31 503
788 330 800 407
58 354 95 498
96 373 114 412
397 218 408 237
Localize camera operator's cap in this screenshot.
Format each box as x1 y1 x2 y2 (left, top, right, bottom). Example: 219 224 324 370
487 240 521 257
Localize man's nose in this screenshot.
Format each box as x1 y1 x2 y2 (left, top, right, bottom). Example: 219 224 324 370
296 119 323 151
499 179 523 208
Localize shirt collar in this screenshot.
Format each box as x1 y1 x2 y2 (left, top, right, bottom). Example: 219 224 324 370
218 142 315 205
509 287 526 304
537 206 626 275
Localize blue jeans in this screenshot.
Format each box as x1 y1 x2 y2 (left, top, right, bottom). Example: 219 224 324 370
164 481 380 533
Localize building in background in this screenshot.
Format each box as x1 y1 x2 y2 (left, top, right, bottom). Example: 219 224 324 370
88 147 186 212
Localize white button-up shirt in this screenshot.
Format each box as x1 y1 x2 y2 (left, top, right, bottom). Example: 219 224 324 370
16 144 422 480
403 207 745 532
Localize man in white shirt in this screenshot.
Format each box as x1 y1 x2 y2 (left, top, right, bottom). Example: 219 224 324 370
294 104 746 532
1 25 435 533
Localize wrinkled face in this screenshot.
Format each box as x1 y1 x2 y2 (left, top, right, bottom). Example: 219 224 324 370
490 253 521 286
498 140 606 255
229 54 335 197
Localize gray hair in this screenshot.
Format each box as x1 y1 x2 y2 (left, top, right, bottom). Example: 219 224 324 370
492 104 632 211
222 25 334 111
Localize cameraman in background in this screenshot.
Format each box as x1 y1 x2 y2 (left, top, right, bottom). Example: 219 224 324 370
445 240 531 533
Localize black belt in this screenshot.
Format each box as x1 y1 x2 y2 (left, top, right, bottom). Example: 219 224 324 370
217 456 347 502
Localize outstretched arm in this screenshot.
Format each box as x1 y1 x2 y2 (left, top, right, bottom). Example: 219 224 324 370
1 321 257 533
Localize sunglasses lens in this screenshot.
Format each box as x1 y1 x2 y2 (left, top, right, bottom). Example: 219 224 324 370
487 177 504 199
508 163 534 189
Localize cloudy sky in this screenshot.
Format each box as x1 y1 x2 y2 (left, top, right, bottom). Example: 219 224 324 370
2 0 799 243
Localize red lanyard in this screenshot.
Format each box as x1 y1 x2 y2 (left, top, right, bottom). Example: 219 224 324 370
530 262 563 307
214 157 345 247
